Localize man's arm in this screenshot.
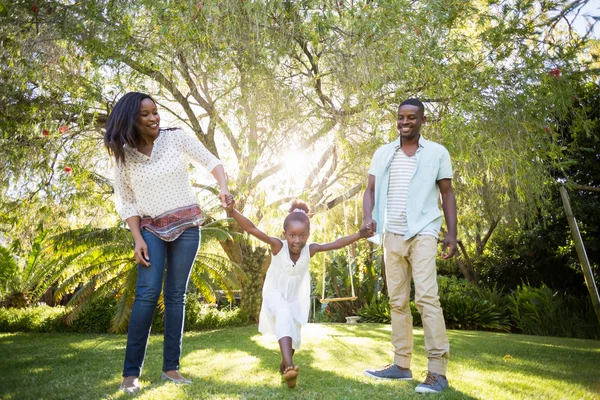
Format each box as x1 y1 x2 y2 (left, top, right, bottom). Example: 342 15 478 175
361 174 376 232
438 178 457 259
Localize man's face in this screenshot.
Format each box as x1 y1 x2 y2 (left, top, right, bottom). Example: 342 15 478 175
396 104 426 140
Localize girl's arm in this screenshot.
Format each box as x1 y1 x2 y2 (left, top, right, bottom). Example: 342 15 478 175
227 205 283 255
309 227 373 257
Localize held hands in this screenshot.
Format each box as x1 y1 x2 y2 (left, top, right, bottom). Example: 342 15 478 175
360 217 377 236
134 239 151 267
218 190 232 208
223 194 235 213
359 226 375 239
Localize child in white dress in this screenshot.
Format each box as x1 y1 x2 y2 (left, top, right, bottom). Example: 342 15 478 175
225 198 373 388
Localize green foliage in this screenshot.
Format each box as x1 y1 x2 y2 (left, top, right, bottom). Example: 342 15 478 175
357 278 598 338
508 284 600 339
0 229 62 308
442 292 509 332
356 295 390 323
0 305 65 333
45 219 244 333
0 295 249 334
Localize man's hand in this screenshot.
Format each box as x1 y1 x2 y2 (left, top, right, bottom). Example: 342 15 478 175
134 239 151 267
441 234 457 259
361 217 377 234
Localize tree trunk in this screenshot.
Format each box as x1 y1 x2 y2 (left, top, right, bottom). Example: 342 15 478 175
221 238 269 322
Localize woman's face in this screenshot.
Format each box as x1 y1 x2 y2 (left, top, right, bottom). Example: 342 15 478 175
136 98 160 140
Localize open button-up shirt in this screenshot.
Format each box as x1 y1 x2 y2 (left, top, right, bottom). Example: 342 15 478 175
368 136 453 242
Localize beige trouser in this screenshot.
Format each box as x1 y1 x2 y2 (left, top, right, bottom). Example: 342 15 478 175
384 233 450 375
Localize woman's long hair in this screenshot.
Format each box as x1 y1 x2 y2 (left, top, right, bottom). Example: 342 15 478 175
104 92 155 165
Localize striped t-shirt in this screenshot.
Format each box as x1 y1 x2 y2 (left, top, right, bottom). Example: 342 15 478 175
386 148 439 238
386 149 416 235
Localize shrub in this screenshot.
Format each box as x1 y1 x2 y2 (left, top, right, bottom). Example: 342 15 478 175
508 284 600 339
356 295 421 326
69 297 116 333
441 292 509 332
0 305 66 333
0 295 250 334
357 296 390 323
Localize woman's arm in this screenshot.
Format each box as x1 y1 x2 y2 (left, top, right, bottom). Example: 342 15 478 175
309 227 373 257
226 202 283 255
125 216 151 267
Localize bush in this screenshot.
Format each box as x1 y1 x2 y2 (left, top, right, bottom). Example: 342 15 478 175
0 305 66 333
0 295 250 334
441 292 509 332
69 297 116 333
357 296 390 323
356 295 421 326
358 277 508 333
508 284 600 339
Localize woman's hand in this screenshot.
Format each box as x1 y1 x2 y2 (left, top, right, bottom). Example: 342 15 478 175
218 189 232 208
224 194 235 213
134 239 151 267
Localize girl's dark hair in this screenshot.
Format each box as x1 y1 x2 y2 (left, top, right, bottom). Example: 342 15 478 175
104 92 156 165
283 199 310 231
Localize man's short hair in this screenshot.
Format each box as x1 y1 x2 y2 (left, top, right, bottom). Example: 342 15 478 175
399 98 425 116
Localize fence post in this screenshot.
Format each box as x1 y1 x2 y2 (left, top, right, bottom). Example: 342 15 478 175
559 185 600 326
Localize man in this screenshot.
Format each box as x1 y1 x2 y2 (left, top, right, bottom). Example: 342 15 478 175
361 98 457 393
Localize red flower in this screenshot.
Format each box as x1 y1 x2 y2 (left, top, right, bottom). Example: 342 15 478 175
59 125 69 133
549 68 561 77
31 3 39 14
41 129 49 136
545 127 551 134
63 166 72 173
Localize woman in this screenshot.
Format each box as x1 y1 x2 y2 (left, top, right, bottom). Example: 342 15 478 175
104 92 231 393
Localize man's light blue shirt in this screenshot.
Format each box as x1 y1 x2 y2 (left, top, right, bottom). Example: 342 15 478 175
368 136 453 243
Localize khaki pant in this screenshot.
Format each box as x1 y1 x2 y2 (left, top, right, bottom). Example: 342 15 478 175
384 233 449 375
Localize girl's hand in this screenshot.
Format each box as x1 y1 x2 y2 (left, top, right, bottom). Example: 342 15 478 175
134 239 151 267
218 189 232 208
224 194 235 213
359 226 375 239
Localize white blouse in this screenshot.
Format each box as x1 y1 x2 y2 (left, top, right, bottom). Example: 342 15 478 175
113 128 222 221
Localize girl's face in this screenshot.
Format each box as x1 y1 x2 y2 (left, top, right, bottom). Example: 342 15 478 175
283 220 310 255
136 98 160 141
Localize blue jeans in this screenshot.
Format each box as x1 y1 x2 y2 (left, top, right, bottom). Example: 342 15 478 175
123 227 200 377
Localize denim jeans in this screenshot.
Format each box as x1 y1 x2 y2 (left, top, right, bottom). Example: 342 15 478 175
122 227 200 377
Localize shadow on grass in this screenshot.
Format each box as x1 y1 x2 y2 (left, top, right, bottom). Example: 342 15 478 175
0 326 476 400
3 325 597 399
447 329 600 396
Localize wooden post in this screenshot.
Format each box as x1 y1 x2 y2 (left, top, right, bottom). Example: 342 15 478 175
559 185 600 325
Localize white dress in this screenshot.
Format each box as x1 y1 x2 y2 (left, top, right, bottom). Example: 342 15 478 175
258 240 311 350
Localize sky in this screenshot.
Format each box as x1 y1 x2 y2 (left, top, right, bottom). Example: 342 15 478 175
571 2 599 38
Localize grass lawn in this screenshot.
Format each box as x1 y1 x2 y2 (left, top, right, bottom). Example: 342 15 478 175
1 323 599 399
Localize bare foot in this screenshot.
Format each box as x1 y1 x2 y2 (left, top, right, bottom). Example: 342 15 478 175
283 365 299 389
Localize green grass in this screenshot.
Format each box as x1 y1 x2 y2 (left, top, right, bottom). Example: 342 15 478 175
1 324 599 399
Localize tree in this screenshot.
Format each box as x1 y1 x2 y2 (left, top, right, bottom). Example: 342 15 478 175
2 0 597 313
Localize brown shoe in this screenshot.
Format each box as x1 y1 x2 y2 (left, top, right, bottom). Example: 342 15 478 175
283 365 299 388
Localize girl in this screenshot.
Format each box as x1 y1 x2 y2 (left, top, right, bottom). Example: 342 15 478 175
225 198 373 388
105 92 232 393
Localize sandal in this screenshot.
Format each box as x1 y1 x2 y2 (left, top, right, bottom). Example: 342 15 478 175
283 365 299 389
